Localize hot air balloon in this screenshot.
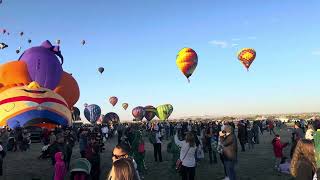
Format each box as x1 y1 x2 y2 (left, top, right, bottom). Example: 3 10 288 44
28 39 32 44
98 67 104 74
109 96 118 107
176 47 198 83
156 104 173 120
132 106 145 121
81 40 86 45
2 29 6 34
122 103 129 110
72 107 80 121
103 112 120 124
20 32 24 36
84 104 101 123
237 48 256 71
0 43 8 50
56 39 61 45
144 105 156 121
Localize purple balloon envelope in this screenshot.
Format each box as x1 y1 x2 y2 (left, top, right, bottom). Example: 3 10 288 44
19 40 63 90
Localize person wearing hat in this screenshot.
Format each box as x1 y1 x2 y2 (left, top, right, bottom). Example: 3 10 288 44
220 125 238 180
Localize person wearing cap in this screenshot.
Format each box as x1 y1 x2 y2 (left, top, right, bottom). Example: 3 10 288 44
220 125 238 180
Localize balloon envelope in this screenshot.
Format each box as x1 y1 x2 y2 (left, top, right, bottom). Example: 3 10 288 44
237 48 256 70
176 48 198 82
156 104 173 120
84 104 101 123
98 67 104 74
109 96 118 107
122 103 128 110
144 105 156 121
132 106 145 121
103 112 120 124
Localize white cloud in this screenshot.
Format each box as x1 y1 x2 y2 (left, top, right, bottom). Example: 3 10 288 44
312 49 320 55
231 43 239 47
208 40 228 48
248 36 257 40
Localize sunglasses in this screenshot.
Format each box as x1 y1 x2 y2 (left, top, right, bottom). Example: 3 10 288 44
112 153 127 159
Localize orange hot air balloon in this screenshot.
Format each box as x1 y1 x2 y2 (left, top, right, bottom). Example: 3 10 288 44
54 72 80 108
237 48 256 71
176 47 198 83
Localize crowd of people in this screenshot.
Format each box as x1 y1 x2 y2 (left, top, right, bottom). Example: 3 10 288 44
0 118 319 180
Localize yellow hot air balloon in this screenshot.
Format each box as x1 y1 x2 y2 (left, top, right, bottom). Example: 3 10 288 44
237 48 256 71
176 48 198 83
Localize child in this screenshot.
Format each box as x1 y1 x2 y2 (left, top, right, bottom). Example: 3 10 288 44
54 152 67 180
0 142 6 176
278 157 290 174
272 135 289 169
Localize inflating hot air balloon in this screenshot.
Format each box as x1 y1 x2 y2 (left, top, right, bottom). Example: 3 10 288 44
122 103 128 110
103 112 120 124
81 40 86 45
144 105 156 121
176 47 198 83
109 96 118 107
156 104 173 120
98 67 104 74
132 106 145 121
84 104 101 123
237 48 256 71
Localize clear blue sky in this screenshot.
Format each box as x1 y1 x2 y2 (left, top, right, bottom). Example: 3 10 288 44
1 0 320 121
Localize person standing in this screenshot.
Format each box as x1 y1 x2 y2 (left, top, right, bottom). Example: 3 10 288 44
175 132 197 180
220 125 238 180
290 122 304 158
237 121 247 152
253 121 260 144
153 130 163 162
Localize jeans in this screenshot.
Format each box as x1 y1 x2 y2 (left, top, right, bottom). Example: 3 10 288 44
181 165 195 180
224 160 236 180
153 143 162 162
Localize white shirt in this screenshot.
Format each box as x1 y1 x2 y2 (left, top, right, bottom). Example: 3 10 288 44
174 134 197 167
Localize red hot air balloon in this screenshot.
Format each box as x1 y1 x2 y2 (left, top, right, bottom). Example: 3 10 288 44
109 96 118 107
132 106 145 121
144 105 156 121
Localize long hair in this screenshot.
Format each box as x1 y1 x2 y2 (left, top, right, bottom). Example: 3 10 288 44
185 132 195 147
107 158 139 180
291 139 316 177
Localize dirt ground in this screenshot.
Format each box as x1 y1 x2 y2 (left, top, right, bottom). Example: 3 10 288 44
1 127 293 180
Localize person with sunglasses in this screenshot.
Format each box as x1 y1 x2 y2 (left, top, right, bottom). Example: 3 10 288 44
111 142 141 180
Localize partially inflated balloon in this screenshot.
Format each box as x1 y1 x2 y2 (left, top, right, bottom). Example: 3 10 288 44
98 67 104 74
54 72 80 108
156 104 173 120
237 48 256 71
18 40 63 90
122 103 128 110
109 96 118 107
103 112 120 124
84 104 101 123
132 106 145 121
176 48 198 83
144 105 156 121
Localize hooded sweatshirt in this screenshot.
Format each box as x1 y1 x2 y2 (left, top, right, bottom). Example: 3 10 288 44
54 152 67 180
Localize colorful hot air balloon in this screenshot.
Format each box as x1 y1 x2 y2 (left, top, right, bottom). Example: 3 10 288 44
109 96 118 107
156 104 173 120
98 67 104 74
237 48 256 71
122 103 129 110
103 112 120 124
176 47 198 83
84 104 101 123
144 105 156 121
132 106 145 121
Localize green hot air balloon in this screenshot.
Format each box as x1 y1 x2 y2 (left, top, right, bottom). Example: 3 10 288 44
156 104 173 120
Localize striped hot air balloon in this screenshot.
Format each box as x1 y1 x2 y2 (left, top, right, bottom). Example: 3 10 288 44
144 105 157 121
84 104 101 123
176 48 198 83
237 48 256 71
156 104 173 120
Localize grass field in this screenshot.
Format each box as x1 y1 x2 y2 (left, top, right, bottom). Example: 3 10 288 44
2 127 293 180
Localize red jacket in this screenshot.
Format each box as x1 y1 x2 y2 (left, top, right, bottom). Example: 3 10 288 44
272 138 288 158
